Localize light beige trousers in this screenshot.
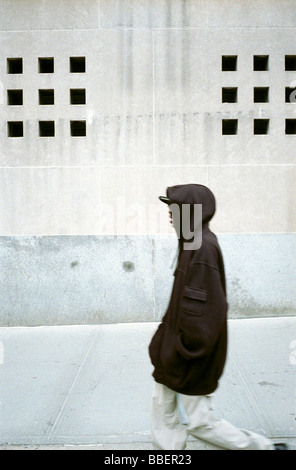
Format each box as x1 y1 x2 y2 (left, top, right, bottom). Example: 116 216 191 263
151 382 274 450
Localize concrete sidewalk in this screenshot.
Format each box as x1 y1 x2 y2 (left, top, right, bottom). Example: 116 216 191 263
0 317 295 450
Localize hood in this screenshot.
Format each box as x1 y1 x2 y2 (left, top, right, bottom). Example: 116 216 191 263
166 184 216 249
167 184 216 223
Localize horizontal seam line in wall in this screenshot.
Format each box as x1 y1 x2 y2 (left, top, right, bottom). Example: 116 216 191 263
0 164 296 169
0 232 295 237
1 27 296 33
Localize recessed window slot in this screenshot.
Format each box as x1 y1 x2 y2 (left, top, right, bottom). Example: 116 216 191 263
70 57 86 73
222 56 237 71
70 120 86 136
222 119 238 135
254 119 269 134
39 121 55 137
7 90 23 106
8 121 23 137
39 57 54 73
7 58 23 74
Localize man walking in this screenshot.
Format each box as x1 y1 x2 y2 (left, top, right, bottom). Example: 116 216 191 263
149 184 285 450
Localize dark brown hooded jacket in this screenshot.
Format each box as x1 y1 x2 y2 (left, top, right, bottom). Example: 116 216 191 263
149 184 228 396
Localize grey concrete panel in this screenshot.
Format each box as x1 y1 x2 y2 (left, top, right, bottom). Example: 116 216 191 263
0 236 155 326
209 165 296 233
0 167 102 235
218 234 296 318
100 0 207 29
0 0 99 31
153 27 296 166
0 29 153 167
206 0 296 28
1 22 296 171
0 234 295 326
100 0 296 30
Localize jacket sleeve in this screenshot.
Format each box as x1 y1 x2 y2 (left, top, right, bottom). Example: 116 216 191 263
176 255 228 360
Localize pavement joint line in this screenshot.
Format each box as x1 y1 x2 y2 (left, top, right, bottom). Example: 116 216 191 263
47 328 100 441
230 355 273 436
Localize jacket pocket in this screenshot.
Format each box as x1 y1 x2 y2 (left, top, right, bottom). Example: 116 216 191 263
182 285 207 314
184 286 207 301
149 322 189 387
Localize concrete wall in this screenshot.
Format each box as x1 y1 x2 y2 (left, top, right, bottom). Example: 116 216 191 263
0 235 295 326
0 0 295 325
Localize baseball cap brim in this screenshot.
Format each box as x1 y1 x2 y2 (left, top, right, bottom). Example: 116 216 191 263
159 196 170 204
